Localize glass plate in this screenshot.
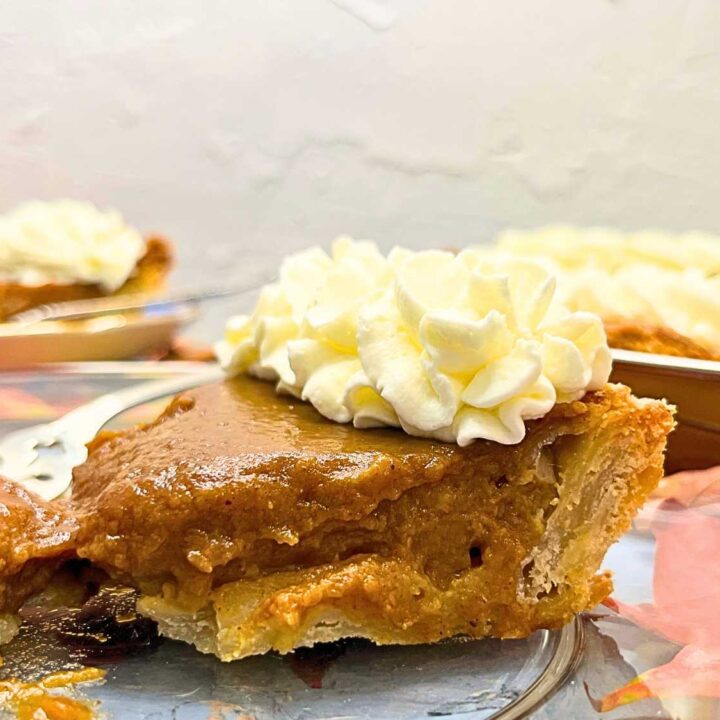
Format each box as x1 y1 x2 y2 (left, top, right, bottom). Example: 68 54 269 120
0 619 582 719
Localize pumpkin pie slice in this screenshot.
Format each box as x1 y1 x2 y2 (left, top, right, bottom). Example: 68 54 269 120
62 376 673 661
0 235 173 321
0 200 174 321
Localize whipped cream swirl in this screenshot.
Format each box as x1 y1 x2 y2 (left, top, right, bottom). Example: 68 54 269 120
217 239 611 446
496 225 720 275
495 225 720 351
0 200 145 291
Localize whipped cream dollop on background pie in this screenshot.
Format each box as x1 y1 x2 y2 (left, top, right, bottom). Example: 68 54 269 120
0 199 173 322
496 225 720 275
0 200 146 291
217 238 611 445
495 226 720 359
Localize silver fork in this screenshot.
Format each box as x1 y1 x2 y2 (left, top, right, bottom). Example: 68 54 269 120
0 366 223 501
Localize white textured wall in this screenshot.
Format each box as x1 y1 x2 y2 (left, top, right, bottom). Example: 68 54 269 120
2 0 719 332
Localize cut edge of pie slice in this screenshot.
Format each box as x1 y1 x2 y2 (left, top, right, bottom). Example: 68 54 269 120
63 378 673 662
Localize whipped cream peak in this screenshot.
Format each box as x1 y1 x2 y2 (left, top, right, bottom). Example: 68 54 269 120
0 200 145 291
215 237 392 403
217 239 612 446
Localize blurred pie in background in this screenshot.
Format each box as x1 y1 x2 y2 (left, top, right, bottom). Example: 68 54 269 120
0 200 173 322
494 227 720 360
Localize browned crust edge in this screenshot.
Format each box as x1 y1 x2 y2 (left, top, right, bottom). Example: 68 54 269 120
604 316 720 361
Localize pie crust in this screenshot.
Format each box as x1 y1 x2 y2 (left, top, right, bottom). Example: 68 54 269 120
603 317 720 361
